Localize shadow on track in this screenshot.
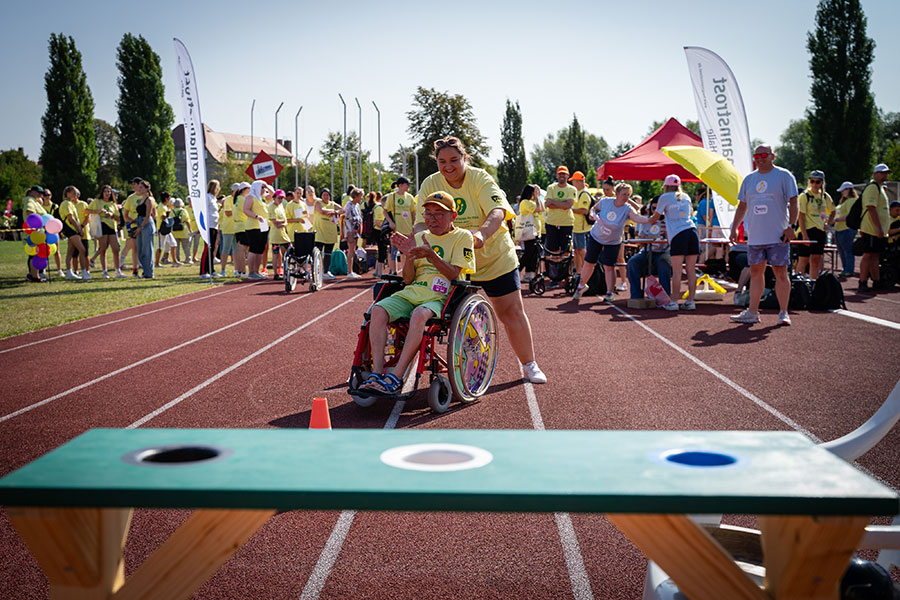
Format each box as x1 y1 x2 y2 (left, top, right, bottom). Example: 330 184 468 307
690 324 779 347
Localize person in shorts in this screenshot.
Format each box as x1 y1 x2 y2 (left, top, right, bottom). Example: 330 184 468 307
729 144 799 325
570 171 593 273
858 163 892 291
795 169 833 280
543 165 576 256
359 191 475 396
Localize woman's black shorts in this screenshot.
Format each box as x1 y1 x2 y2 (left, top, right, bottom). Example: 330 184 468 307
247 229 267 254
670 228 700 256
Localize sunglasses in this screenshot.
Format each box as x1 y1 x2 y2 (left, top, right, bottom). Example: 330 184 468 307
808 179 823 184
433 137 461 150
753 153 771 159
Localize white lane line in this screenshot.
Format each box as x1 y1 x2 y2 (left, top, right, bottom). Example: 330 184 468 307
609 304 820 442
0 284 336 424
298 399 406 600
127 290 369 428
519 363 595 600
832 309 900 331
0 282 260 354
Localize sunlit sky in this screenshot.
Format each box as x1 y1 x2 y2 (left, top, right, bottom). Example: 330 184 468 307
2 0 898 170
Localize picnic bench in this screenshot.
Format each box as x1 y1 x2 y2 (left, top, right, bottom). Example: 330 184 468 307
1 428 897 599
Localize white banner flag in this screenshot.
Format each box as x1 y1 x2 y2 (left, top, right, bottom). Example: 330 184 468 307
173 38 209 244
684 46 753 236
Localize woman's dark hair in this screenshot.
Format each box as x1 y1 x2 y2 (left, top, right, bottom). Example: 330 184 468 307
160 191 170 201
603 176 615 186
520 184 537 201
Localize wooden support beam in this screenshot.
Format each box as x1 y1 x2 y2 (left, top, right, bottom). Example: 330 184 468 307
113 509 274 600
758 515 868 600
8 507 132 599
608 513 767 600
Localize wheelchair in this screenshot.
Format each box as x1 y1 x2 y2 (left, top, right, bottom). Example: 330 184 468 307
348 275 499 413
529 240 578 296
282 233 323 293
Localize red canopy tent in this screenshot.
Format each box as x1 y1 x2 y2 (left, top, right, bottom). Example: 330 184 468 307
596 118 702 182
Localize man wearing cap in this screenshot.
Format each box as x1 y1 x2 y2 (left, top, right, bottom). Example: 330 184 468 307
570 171 593 272
795 169 833 280
23 185 47 281
359 191 476 396
383 177 416 272
859 163 892 291
544 166 576 257
729 144 799 325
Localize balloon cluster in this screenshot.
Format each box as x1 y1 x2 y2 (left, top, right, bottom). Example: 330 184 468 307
23 213 63 271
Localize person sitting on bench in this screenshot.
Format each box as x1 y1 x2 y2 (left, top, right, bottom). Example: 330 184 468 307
360 192 476 396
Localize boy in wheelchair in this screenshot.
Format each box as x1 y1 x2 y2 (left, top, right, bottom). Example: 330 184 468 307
359 191 476 396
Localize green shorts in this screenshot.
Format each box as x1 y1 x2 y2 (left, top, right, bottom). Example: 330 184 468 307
376 295 445 322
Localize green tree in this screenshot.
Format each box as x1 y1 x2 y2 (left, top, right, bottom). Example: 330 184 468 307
39 33 98 197
775 118 812 183
406 87 489 177
497 100 528 200
875 109 900 162
883 141 900 177
0 149 43 215
93 118 121 189
527 154 550 189
645 119 701 138
116 33 175 192
533 126 610 181
807 0 876 185
563 114 589 176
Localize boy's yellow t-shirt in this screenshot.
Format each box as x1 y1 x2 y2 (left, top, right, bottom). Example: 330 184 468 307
573 189 593 233
384 191 417 235
89 198 119 230
544 183 577 227
415 167 517 282
122 193 139 222
393 227 476 306
155 204 170 230
268 203 291 244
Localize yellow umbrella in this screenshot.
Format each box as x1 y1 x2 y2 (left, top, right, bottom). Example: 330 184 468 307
661 145 742 206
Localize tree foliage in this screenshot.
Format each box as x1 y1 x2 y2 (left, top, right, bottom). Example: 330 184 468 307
533 125 611 184
406 87 489 177
563 114 590 176
806 0 876 185
497 100 528 200
39 33 98 197
775 117 812 183
116 33 175 192
93 118 122 189
0 149 43 213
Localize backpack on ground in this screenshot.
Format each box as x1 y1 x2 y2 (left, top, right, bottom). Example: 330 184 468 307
789 277 812 310
809 272 846 310
329 249 348 275
845 182 876 230
582 268 607 297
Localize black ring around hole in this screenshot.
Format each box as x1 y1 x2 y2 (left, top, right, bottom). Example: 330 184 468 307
665 451 737 467
140 446 220 464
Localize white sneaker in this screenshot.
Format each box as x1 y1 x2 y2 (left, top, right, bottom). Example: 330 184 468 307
522 272 535 282
615 282 627 292
730 309 760 324
247 272 265 280
604 292 615 303
347 272 361 279
57 270 65 278
199 273 212 280
115 270 127 279
81 270 91 281
523 361 547 384
573 284 586 300
663 300 679 311
682 300 696 311
102 270 110 280
234 271 243 278
777 311 792 326
214 257 221 264
65 270 77 280
212 271 223 278
323 272 336 280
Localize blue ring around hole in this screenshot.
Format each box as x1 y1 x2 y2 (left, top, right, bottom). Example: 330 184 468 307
665 450 737 467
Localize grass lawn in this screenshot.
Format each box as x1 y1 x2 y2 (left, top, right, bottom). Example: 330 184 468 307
0 237 228 339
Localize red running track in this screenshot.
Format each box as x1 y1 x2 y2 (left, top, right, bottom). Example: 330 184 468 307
0 275 898 599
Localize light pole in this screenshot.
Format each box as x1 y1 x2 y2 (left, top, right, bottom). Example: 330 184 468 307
274 101 284 188
304 147 313 189
294 106 303 189
355 97 362 188
338 94 347 195
372 101 381 192
400 145 406 178
329 155 335 196
250 99 256 159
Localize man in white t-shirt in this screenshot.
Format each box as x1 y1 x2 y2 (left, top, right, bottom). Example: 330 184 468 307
729 144 799 326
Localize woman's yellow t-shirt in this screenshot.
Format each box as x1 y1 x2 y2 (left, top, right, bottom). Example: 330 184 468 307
286 199 313 235
314 200 341 245
219 196 234 235
393 227 476 306
155 204 170 231
268 203 291 244
89 198 119 230
415 167 517 282
243 196 268 231
76 200 91 240
834 197 855 232
171 207 190 239
373 203 384 228
232 195 247 233
60 200 78 228
798 191 834 231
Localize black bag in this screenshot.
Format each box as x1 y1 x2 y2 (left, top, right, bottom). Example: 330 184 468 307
158 216 174 235
172 210 184 232
852 236 866 257
577 268 607 297
789 277 812 310
759 288 779 310
809 272 846 310
845 182 875 230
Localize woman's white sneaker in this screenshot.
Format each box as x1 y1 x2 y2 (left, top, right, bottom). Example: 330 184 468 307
523 361 547 384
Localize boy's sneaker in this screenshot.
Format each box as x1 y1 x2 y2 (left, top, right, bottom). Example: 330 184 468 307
81 270 91 281
523 361 547 384
730 309 760 323
102 270 110 279
663 300 679 311
682 300 696 310
777 311 792 326
604 292 615 302
573 284 586 300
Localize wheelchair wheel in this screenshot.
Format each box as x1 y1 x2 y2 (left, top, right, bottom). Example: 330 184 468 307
531 277 545 295
309 247 323 292
427 375 452 413
447 293 498 403
283 252 297 293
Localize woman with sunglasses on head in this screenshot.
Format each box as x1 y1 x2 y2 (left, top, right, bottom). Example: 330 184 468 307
89 185 125 278
795 169 833 280
133 180 157 279
407 136 546 384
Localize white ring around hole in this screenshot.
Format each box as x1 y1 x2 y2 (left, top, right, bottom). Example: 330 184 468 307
380 443 494 472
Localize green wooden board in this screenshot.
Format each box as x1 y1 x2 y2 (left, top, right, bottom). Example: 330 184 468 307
0 429 896 515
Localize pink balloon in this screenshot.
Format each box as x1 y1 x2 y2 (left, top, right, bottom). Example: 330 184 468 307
45 218 63 234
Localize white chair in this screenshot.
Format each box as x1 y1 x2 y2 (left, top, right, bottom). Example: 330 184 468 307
642 378 900 600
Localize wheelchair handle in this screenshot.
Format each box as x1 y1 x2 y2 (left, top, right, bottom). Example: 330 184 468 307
379 274 405 283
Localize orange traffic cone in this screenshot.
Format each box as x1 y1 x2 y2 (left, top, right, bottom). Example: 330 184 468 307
309 397 332 430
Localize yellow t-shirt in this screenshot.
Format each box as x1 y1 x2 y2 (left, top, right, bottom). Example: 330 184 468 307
75 200 91 240
24 197 47 217
860 183 890 237
834 198 855 232
89 198 119 230
268 203 291 244
232 195 247 233
60 200 78 228
544 183 577 227
384 191 417 235
798 191 833 231
373 203 385 228
171 207 191 239
393 227 476 306
573 189 593 234
219 196 235 235
155 204 170 230
242 196 268 231
285 199 313 235
122 193 140 222
414 167 517 282
314 200 341 245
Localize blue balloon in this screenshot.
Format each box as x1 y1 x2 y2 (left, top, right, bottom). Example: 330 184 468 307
41 213 52 224
45 232 59 244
